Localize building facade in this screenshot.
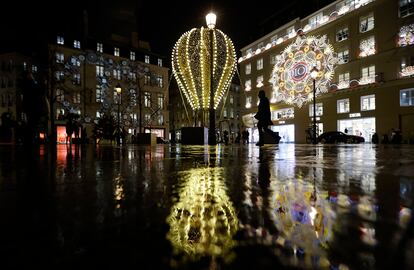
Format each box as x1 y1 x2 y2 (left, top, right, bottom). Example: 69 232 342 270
239 0 414 143
49 35 169 143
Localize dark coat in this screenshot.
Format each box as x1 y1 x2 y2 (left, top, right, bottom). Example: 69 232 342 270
254 96 273 126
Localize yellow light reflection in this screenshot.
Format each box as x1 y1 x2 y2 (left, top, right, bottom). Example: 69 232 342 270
166 167 238 260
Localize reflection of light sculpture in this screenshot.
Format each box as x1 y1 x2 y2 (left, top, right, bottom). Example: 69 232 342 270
270 35 337 107
171 27 236 111
271 181 335 254
166 168 238 259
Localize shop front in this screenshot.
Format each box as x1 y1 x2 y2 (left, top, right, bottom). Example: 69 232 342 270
337 117 375 142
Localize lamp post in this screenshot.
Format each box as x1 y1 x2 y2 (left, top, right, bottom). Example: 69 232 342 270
206 12 217 145
310 66 319 144
115 83 122 145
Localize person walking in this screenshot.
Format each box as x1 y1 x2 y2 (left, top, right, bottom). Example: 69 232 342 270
254 90 280 146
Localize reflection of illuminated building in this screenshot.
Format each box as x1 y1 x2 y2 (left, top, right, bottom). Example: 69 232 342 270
166 167 238 259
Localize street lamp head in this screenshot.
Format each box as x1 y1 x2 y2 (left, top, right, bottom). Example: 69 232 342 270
310 66 319 80
115 83 122 94
206 12 217 29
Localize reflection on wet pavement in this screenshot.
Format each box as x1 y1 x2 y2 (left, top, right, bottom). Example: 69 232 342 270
1 144 414 269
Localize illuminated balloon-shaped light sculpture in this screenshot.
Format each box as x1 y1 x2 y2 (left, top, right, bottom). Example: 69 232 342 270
172 13 236 144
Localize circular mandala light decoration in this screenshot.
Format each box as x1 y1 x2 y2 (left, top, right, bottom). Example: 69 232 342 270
172 27 237 110
270 35 337 107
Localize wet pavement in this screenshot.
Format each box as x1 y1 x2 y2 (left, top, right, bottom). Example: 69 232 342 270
1 143 414 269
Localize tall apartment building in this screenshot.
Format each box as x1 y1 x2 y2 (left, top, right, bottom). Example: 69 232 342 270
0 53 36 123
239 0 414 143
49 35 169 143
169 82 242 143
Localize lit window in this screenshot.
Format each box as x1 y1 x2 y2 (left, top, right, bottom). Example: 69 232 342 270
223 108 227 118
309 12 323 28
97 43 103 53
156 75 163 88
129 72 137 81
130 51 135 61
145 55 150 63
270 54 277 65
144 74 150 85
113 69 121 80
144 92 151 107
158 93 164 109
73 92 81 104
245 80 251 91
271 108 295 120
55 71 64 80
257 58 263 70
96 85 103 103
56 53 64 63
96 65 104 77
338 49 349 64
70 57 80 66
96 111 101 118
158 58 163 66
246 96 252 108
398 24 414 47
271 35 278 45
359 36 375 57
229 95 234 104
32 65 38 73
400 56 414 77
361 94 375 111
130 89 137 106
360 13 374 33
57 36 64 45
400 0 414 17
286 26 296 37
73 40 81 49
338 72 350 89
360 65 376 85
145 113 151 123
158 114 164 125
245 63 251 75
230 108 234 118
256 75 264 87
114 47 120 56
309 103 323 116
56 89 64 102
337 98 350 113
400 88 414 106
336 27 349 42
73 74 81 85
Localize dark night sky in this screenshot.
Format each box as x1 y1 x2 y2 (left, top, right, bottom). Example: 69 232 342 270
1 0 336 59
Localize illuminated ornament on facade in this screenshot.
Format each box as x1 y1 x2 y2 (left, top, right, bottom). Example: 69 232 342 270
166 168 238 259
359 37 376 57
400 66 414 77
171 28 237 110
270 35 337 107
398 24 414 47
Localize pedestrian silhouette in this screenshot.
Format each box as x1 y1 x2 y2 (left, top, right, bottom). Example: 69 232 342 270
371 132 379 144
254 90 280 146
223 130 229 145
242 129 249 144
